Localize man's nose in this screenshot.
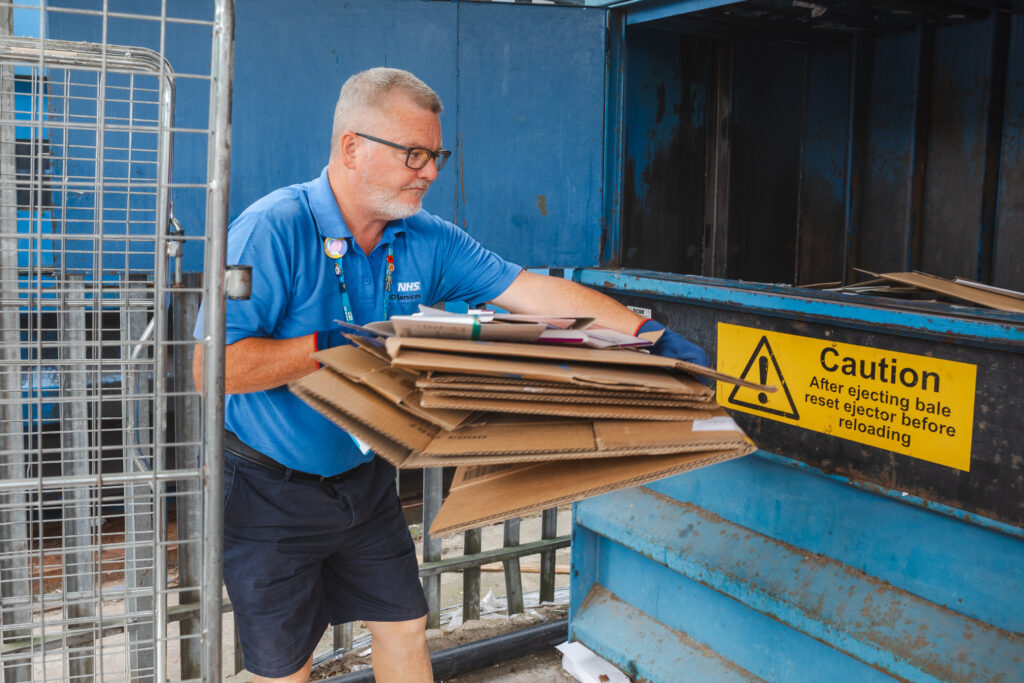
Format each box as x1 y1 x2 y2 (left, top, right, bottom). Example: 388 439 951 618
418 158 440 181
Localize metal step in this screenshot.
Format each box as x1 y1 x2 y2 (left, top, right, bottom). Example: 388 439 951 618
572 485 1024 682
572 585 762 683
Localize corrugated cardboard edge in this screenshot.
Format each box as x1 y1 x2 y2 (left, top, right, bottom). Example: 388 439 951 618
386 336 776 393
429 442 757 536
420 393 717 422
404 437 753 466
418 374 705 399
290 368 439 452
311 345 474 431
422 388 708 408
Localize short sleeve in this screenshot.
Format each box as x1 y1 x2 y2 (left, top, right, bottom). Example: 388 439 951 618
428 218 522 306
193 210 297 344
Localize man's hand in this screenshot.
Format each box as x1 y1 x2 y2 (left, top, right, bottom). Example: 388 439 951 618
638 319 709 367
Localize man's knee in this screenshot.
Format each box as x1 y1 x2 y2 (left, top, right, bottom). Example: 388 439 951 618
365 616 428 647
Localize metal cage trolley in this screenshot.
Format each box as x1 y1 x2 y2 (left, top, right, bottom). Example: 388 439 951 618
0 2 232 682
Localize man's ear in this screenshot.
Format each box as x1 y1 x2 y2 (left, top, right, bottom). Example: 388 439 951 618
337 130 360 169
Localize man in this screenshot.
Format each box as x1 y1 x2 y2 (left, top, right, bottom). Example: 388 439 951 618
193 67 706 683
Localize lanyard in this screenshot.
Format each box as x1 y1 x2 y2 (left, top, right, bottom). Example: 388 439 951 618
323 236 395 323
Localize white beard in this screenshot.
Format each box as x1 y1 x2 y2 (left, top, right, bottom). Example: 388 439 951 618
359 167 428 221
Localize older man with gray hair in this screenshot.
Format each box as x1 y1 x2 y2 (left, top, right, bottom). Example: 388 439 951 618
194 67 706 683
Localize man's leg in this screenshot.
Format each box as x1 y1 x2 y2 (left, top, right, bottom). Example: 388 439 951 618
365 616 432 682
252 655 313 683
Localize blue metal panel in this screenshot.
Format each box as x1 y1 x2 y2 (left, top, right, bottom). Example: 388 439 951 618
50 0 609 273
621 0 742 26
601 10 626 267
574 269 1024 348
456 2 607 268
857 29 921 274
994 14 1024 292
572 479 1024 682
572 532 897 683
620 26 709 274
796 42 849 284
571 583 763 682
645 454 1024 632
921 17 998 280
230 0 458 223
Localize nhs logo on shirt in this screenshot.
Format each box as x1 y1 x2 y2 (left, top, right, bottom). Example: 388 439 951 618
393 280 423 303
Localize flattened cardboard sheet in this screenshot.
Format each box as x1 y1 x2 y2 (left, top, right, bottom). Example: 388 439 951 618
416 373 708 402
420 392 716 421
385 336 775 392
429 444 756 536
391 348 708 395
421 388 708 408
312 345 472 430
290 368 750 463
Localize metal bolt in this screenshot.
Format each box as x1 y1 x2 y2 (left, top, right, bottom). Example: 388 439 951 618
224 265 252 300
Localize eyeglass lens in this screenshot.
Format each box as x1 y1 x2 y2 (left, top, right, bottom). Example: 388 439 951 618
406 147 450 171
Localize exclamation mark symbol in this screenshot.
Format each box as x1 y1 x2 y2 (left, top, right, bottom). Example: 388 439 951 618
757 356 769 404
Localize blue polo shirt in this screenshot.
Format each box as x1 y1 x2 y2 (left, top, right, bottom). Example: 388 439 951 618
195 167 521 475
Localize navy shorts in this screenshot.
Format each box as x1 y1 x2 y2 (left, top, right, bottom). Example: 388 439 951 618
221 451 427 678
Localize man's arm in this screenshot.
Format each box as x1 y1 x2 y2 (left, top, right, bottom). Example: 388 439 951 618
192 335 319 395
490 270 709 367
489 270 645 334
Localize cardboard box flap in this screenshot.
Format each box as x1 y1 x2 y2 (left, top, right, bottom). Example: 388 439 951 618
391 348 709 395
385 336 775 392
290 368 439 452
429 445 756 536
289 380 414 468
311 345 473 431
419 392 717 421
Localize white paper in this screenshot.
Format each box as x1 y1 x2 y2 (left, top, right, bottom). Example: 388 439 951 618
691 416 742 432
556 641 629 683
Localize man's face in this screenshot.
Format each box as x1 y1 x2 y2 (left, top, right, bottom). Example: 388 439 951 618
355 94 442 221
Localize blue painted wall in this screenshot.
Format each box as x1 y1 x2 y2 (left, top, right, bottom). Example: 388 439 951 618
47 0 609 273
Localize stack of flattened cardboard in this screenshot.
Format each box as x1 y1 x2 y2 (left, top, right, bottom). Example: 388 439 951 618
291 336 769 535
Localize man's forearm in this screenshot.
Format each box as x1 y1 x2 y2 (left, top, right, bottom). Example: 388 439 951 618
193 334 319 394
490 270 645 334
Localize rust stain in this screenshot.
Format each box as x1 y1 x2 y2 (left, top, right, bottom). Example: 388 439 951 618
537 194 548 217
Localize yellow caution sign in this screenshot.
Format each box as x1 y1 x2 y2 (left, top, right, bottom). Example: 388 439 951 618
717 323 977 471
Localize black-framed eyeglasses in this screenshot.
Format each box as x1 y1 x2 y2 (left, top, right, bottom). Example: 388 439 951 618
355 132 451 171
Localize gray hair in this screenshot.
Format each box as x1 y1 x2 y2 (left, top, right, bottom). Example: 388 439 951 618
329 67 443 159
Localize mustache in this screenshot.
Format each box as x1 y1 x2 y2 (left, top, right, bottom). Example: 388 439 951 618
403 181 430 191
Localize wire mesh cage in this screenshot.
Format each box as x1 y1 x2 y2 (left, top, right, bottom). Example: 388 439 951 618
0 2 232 681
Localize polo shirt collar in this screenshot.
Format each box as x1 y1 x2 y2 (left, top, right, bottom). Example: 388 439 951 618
309 167 407 249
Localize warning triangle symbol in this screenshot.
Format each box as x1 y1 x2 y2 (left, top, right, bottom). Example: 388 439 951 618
727 335 800 420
